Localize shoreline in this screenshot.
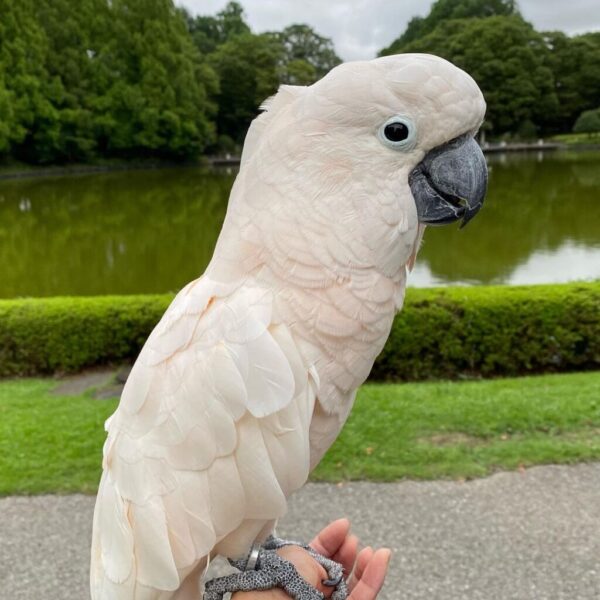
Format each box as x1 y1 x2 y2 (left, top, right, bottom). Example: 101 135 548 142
1 142 599 179
0 159 208 181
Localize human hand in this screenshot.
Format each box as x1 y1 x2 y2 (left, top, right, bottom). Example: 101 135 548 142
233 518 391 600
308 518 391 599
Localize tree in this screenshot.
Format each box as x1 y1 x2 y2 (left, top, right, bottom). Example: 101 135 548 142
186 8 341 144
282 59 317 85
209 33 280 145
383 15 558 136
0 0 58 162
93 0 217 159
182 1 250 55
379 0 600 137
573 108 600 136
32 0 111 161
542 31 600 132
0 77 14 154
270 24 341 83
380 0 519 54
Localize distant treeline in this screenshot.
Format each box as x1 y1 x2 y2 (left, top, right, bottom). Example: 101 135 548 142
0 0 340 164
380 0 600 140
0 0 598 165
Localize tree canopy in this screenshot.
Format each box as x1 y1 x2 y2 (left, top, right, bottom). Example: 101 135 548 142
208 33 280 146
386 15 558 136
0 0 340 163
0 0 218 163
543 31 600 133
269 24 342 84
0 0 597 164
184 5 341 145
381 0 519 53
573 107 600 135
380 0 600 138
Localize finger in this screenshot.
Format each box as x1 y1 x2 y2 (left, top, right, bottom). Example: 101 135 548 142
333 533 359 576
348 546 373 592
349 549 391 600
310 518 350 558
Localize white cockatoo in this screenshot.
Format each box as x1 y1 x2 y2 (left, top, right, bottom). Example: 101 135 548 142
91 53 487 600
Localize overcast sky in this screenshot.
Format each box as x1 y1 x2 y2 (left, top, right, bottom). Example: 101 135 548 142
178 0 600 61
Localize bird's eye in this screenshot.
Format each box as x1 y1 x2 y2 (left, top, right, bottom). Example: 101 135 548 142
378 116 416 150
384 122 409 142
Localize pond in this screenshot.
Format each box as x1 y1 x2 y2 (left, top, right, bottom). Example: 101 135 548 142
0 149 599 298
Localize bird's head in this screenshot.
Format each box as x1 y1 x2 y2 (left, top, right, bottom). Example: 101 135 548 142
303 53 488 229
218 53 488 281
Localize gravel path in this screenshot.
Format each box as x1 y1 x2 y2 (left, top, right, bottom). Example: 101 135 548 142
2 463 600 600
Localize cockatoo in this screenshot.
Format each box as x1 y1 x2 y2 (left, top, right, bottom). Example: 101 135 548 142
91 53 487 600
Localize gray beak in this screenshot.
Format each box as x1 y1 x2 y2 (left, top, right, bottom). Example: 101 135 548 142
409 134 487 228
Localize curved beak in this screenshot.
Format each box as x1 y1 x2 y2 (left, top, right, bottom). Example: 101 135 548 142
409 135 487 228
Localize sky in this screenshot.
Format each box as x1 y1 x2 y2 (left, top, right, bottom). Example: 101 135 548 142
178 0 600 61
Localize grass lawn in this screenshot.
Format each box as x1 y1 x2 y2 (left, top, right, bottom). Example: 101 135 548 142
549 132 600 145
1 372 600 495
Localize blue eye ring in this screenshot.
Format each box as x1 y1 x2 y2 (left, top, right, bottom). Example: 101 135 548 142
378 116 416 150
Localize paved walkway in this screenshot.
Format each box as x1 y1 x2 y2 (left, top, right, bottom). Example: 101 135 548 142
2 463 600 600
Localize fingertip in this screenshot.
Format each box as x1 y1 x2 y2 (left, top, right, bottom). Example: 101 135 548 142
334 517 351 532
379 548 392 562
310 518 351 557
357 545 374 565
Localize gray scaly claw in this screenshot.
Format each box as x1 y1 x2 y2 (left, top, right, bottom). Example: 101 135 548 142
265 536 348 599
203 535 348 600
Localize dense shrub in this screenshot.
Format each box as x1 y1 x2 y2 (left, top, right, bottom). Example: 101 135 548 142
373 283 600 380
0 283 598 379
0 295 170 377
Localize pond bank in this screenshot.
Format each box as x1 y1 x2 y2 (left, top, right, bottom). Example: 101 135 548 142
207 141 575 166
0 159 207 181
3 144 600 178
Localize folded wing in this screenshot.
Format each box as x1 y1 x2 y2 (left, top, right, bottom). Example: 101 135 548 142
91 277 315 600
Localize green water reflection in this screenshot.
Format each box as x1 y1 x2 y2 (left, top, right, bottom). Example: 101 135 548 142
415 149 600 286
0 150 599 298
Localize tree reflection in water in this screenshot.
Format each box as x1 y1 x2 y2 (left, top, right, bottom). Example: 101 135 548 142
0 150 599 298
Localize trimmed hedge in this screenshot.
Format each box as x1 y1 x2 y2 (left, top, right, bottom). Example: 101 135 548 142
0 283 598 380
0 295 171 377
373 282 600 380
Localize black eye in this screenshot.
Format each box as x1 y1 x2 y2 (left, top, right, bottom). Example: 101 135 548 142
378 116 416 150
384 121 410 142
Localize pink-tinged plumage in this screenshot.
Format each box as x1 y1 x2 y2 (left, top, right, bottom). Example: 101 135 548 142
91 53 486 599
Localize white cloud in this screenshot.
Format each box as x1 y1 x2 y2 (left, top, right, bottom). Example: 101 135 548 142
177 0 600 61
518 0 600 35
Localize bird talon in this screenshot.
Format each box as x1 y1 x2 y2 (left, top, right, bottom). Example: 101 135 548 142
322 572 344 587
209 537 347 599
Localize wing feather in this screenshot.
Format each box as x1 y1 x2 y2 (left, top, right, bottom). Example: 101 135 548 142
91 277 315 600
131 499 180 590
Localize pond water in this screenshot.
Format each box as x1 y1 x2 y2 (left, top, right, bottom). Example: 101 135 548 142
0 149 599 298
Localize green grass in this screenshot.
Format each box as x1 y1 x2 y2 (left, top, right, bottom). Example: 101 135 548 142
313 371 600 481
0 380 117 495
1 372 600 495
549 132 600 145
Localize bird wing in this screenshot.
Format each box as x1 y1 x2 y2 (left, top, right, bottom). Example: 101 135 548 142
90 276 316 599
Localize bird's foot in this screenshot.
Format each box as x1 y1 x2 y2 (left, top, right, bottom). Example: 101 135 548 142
203 536 347 600
263 536 347 600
